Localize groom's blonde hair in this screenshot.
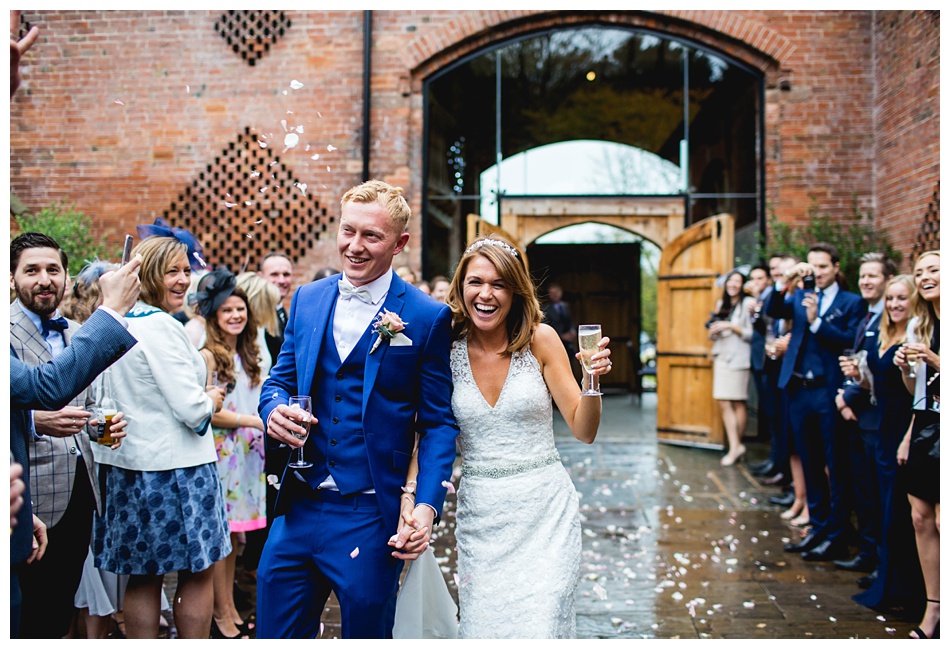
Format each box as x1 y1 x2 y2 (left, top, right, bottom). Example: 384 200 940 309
340 179 411 234
446 234 542 353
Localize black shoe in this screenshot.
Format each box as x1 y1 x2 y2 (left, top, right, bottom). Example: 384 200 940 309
784 532 822 553
801 539 849 562
771 492 796 508
834 555 877 572
750 459 775 475
857 569 879 589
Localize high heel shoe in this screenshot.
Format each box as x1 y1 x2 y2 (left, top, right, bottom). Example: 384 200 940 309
790 512 811 527
211 618 247 639
910 599 940 639
720 444 746 467
780 498 805 520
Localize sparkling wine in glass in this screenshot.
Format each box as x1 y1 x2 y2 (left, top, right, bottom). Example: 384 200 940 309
840 348 856 386
906 329 918 378
287 396 313 469
96 370 119 446
578 324 603 397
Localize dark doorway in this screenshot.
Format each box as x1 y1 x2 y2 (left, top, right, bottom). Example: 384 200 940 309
528 242 643 395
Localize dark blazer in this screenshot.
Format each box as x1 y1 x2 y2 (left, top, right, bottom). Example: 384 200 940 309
766 283 865 390
9 308 136 565
265 304 288 367
750 285 775 372
259 273 459 535
542 300 576 351
841 312 883 431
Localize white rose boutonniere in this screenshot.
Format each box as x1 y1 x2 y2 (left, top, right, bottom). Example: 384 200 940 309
371 309 409 354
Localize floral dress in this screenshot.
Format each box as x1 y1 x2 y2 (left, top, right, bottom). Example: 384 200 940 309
213 354 267 533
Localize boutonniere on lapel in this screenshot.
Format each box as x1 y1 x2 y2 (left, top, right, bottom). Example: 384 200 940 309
827 308 844 322
370 309 411 354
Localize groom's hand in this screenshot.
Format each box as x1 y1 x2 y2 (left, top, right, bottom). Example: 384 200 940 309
265 404 312 447
390 505 435 561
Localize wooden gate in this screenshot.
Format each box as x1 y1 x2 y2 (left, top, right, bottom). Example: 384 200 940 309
656 214 734 448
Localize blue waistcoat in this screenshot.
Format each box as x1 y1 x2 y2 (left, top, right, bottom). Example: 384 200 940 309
305 302 375 494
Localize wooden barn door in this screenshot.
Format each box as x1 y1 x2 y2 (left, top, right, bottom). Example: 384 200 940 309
656 214 734 448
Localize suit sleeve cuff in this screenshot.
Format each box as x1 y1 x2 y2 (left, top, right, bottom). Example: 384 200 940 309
96 305 130 328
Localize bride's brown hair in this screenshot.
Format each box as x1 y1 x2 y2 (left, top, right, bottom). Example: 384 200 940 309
445 235 543 354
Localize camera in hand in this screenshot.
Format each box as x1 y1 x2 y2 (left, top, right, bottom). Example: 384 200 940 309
802 274 816 290
704 313 725 329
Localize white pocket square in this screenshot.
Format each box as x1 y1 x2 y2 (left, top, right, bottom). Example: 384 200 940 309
391 332 412 346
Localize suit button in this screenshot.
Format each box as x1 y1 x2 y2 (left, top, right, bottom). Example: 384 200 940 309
336 372 344 380
329 460 336 467
69 446 78 454
332 417 339 424
330 439 337 446
335 395 342 402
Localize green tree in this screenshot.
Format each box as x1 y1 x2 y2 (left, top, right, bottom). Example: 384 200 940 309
756 197 902 290
13 201 119 275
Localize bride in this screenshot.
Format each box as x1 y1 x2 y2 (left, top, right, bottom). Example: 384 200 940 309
433 235 610 638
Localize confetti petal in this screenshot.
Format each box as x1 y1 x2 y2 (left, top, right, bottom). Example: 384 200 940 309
311 153 320 160
290 79 304 90
350 547 360 558
441 480 456 494
223 201 237 208
283 133 300 149
114 99 125 105
327 144 337 152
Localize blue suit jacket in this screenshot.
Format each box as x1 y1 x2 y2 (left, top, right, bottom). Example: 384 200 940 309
259 273 459 535
9 308 136 565
766 283 865 390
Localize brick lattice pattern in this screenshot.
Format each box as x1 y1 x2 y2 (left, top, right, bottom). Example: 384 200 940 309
912 182 940 264
214 10 291 66
163 127 332 273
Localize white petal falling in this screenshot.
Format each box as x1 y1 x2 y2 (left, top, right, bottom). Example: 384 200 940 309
246 201 254 207
186 85 190 93
327 144 337 152
290 79 304 90
280 119 288 131
350 547 360 559
258 140 267 148
250 171 261 178
114 99 125 105
223 201 237 208
283 133 300 150
441 480 456 494
311 154 320 160
295 125 304 134
296 182 308 196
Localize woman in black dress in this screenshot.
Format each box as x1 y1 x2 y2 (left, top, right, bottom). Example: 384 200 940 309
894 250 940 639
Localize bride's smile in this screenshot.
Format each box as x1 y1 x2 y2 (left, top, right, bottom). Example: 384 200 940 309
463 256 512 332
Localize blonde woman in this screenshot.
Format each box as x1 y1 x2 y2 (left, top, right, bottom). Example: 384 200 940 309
236 271 281 379
894 251 940 639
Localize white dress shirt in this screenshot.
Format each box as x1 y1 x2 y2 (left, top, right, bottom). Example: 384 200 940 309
333 270 393 360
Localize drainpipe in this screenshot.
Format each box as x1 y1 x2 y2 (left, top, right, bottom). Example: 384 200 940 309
362 10 372 182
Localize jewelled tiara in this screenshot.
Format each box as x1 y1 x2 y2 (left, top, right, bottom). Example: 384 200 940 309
465 238 519 258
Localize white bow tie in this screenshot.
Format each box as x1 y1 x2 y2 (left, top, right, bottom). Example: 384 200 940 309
338 280 373 304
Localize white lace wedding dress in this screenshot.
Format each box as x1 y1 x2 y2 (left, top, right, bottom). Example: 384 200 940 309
450 337 581 638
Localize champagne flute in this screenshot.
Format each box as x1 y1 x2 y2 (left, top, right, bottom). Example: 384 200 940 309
287 396 313 469
840 348 856 386
577 324 603 397
765 331 778 360
208 371 218 388
906 329 918 378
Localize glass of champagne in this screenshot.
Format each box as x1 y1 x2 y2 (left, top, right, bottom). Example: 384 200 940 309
94 370 119 446
906 329 918 378
287 396 313 469
765 331 778 360
578 324 603 397
840 348 856 386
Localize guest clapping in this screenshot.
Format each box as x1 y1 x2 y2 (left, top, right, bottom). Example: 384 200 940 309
92 234 230 639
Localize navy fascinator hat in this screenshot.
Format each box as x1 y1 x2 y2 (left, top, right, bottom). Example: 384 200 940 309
191 266 237 319
136 217 206 271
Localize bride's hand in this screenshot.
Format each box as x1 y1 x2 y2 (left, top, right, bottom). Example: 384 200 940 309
390 504 434 561
575 336 613 375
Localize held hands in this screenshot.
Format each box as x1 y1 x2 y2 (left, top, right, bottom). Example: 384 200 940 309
574 336 613 375
265 403 314 447
390 498 434 561
33 406 90 437
99 255 142 316
835 389 856 421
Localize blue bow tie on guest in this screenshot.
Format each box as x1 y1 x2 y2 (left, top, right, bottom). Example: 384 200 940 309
338 280 373 304
41 316 69 336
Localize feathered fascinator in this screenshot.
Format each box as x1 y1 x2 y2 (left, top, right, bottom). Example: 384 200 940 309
191 266 237 318
136 217 206 271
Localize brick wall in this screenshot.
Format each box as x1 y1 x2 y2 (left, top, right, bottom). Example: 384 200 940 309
10 10 939 282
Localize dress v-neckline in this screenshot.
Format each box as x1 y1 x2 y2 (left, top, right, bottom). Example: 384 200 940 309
464 337 513 410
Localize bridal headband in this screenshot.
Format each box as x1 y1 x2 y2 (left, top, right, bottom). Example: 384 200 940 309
465 238 519 258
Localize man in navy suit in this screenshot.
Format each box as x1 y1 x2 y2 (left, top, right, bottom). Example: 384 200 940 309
10 256 141 637
834 252 895 575
767 242 865 561
256 180 459 639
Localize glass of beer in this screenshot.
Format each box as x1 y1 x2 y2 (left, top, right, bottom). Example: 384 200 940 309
578 324 604 397
287 396 313 468
91 370 119 446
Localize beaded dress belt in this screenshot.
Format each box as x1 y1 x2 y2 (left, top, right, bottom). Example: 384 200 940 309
461 450 561 479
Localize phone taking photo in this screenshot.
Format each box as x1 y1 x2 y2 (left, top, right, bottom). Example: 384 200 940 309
121 235 134 265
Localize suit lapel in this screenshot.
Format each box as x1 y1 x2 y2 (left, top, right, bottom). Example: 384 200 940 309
362 275 407 417
301 281 338 395
10 301 52 363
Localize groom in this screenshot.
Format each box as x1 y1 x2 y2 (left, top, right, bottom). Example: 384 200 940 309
256 180 459 638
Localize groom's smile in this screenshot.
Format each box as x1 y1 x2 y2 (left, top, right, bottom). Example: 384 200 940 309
337 200 410 287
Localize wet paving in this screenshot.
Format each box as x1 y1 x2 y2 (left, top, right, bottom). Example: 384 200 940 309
185 392 920 639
